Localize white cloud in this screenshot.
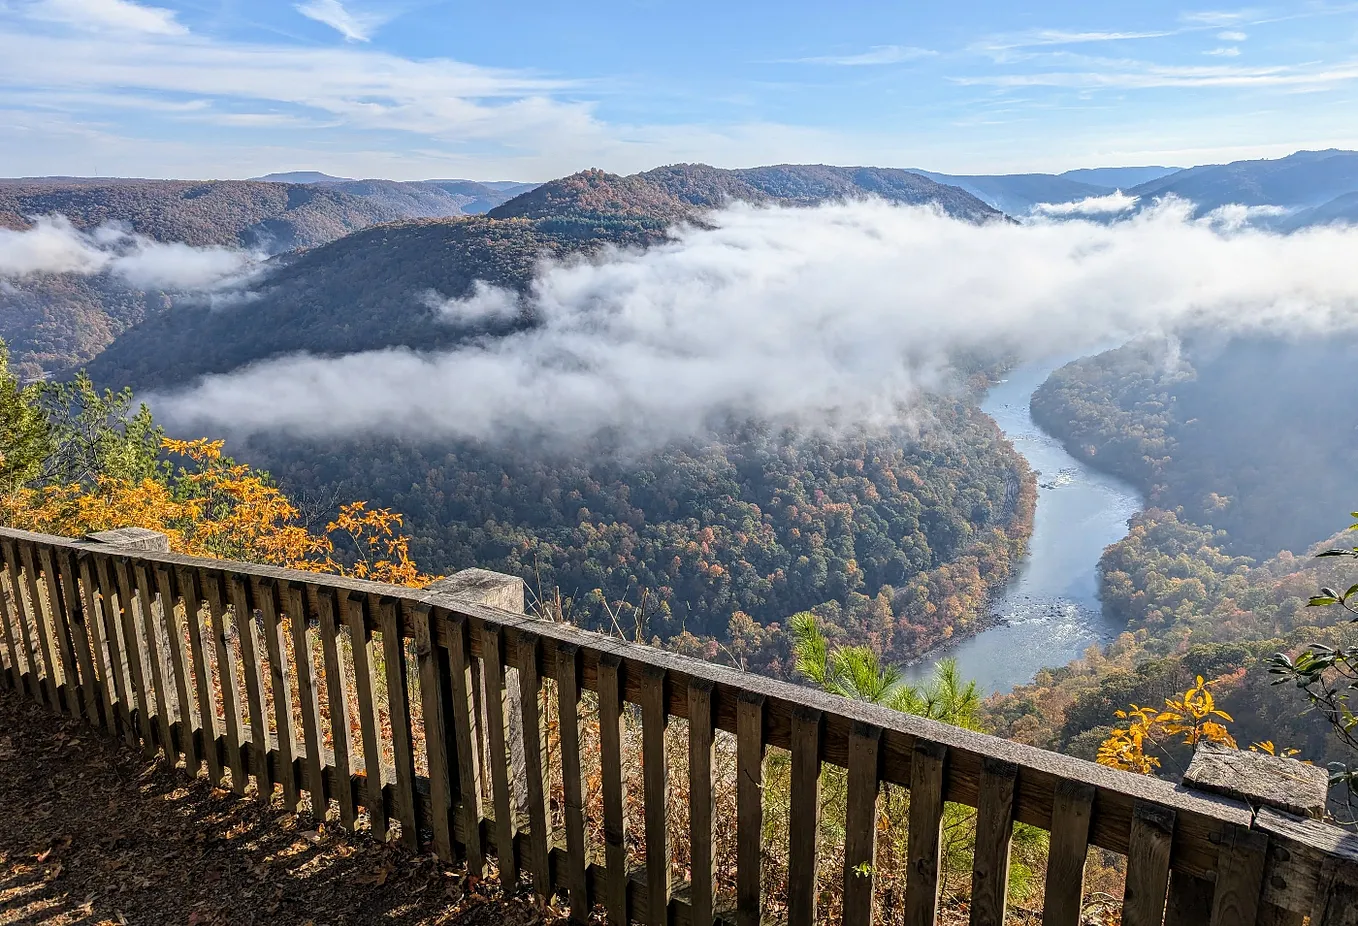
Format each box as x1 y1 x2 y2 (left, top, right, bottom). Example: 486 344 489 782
977 29 1175 52
1031 191 1139 215
1217 30 1248 41
0 215 260 289
792 45 936 66
1205 46 1242 56
421 281 521 323
154 198 1358 448
958 58 1358 89
27 0 186 35
1180 10 1256 27
295 0 388 43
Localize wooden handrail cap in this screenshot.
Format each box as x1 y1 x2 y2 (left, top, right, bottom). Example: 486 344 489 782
1183 742 1331 819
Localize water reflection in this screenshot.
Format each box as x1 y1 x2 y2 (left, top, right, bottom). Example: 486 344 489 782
905 359 1143 696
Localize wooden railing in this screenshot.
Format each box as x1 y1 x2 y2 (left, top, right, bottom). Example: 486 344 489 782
1 524 1356 925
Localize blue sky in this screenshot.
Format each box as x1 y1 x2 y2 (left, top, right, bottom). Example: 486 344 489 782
2 0 1357 180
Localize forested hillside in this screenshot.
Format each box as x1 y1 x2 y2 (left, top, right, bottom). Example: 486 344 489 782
1031 337 1358 559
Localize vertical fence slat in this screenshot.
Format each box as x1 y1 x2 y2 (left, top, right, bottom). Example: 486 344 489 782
344 592 386 838
95 556 137 745
0 544 23 692
480 621 517 883
904 739 947 926
57 551 102 725
76 556 116 733
642 664 671 926
688 676 716 926
1209 825 1268 926
788 706 822 926
414 604 453 859
516 629 552 901
449 611 485 876
970 757 1018 926
736 691 766 926
1043 779 1095 926
179 568 223 786
382 599 420 850
259 579 299 808
38 547 81 718
3 540 40 701
290 585 324 817
204 571 246 792
1123 802 1176 926
155 565 199 774
112 557 156 755
843 722 881 926
316 588 354 828
132 562 175 757
599 651 629 923
229 574 272 796
556 640 588 921
20 542 62 710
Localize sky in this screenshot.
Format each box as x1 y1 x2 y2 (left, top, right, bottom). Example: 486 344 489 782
1 0 1358 181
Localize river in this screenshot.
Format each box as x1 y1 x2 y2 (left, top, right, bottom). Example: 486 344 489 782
905 359 1144 696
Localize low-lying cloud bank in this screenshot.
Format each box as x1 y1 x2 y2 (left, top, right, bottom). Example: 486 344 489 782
0 215 260 291
156 197 1358 447
1031 191 1139 216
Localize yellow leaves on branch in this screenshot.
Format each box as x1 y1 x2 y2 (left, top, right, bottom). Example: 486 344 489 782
1097 676 1239 774
0 437 434 587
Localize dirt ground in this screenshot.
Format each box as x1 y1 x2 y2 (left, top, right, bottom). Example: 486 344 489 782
0 688 560 926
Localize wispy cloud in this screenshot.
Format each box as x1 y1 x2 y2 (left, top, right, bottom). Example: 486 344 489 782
1180 10 1257 27
791 45 936 66
295 0 389 43
1205 46 1242 56
1217 30 1249 40
26 0 186 35
1031 191 1139 215
977 29 1175 52
958 57 1358 90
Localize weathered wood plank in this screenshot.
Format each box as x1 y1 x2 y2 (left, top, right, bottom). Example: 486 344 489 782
599 650 630 924
345 592 386 838
179 568 223 786
971 757 1018 926
736 692 765 926
204 570 247 793
1311 854 1358 926
39 546 82 718
316 587 354 827
155 565 199 774
94 555 137 745
642 664 672 926
259 579 299 808
77 555 118 733
480 621 518 884
1041 779 1094 926
0 544 24 692
382 597 420 850
842 722 881 926
688 676 717 926
905 739 947 926
788 706 822 926
516 628 552 901
287 583 326 818
1255 806 1358 917
448 610 485 876
6 540 43 703
133 562 176 758
229 573 272 796
55 550 101 724
112 557 156 755
20 541 62 710
413 603 453 860
556 640 589 922
1208 825 1267 926
1123 802 1176 926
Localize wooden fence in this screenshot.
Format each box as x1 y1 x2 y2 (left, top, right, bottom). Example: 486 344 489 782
1 524 1356 925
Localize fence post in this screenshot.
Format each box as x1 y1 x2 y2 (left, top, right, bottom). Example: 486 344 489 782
1180 742 1333 926
424 570 530 817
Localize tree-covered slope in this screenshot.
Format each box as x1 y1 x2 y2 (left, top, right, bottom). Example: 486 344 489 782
1031 337 1358 559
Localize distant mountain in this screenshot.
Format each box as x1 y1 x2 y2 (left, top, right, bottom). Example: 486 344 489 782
89 164 1000 391
1059 166 1180 189
252 171 354 184
908 170 1110 214
1128 149 1358 214
1284 190 1358 230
